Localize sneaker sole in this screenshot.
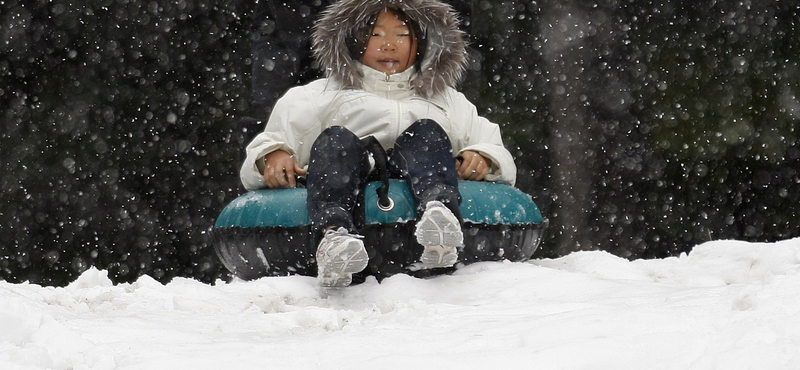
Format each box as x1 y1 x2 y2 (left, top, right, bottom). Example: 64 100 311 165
318 239 369 287
416 205 462 268
420 244 458 268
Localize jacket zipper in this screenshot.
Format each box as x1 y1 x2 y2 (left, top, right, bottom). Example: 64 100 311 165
394 99 403 139
383 73 404 139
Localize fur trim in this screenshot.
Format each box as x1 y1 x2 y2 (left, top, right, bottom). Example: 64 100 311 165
313 0 467 98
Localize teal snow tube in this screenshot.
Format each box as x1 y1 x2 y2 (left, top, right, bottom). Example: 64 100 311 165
210 180 547 281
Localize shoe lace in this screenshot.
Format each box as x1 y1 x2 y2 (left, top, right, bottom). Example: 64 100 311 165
321 227 364 248
318 227 363 256
323 227 363 239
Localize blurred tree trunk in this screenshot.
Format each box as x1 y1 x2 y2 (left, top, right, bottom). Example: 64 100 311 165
540 1 595 254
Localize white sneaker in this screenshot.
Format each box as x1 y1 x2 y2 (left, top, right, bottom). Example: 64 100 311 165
316 227 369 287
415 201 462 268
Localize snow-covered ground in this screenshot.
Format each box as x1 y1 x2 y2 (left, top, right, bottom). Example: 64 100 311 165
2 238 800 370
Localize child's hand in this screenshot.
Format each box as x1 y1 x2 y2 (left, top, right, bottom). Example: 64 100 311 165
262 150 307 188
456 151 492 181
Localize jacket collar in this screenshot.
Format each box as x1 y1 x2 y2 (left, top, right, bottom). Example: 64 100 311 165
358 63 418 98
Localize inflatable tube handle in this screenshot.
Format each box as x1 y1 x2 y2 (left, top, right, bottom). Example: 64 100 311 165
361 136 393 211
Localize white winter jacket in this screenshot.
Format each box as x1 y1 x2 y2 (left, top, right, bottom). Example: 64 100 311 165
240 65 517 191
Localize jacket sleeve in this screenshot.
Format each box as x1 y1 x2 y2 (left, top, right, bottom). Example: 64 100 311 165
239 86 318 191
446 90 518 186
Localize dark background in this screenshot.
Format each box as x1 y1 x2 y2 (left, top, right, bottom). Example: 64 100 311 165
2 0 798 286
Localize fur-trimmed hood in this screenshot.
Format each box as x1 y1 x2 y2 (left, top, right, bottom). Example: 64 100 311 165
313 0 467 98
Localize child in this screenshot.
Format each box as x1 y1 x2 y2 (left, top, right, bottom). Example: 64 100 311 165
241 0 517 287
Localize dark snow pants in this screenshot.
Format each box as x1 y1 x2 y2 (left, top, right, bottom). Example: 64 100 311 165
306 119 463 239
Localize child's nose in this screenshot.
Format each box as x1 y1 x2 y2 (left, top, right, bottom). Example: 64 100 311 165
382 40 397 51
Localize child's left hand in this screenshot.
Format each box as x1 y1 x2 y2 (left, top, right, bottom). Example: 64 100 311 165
456 151 492 181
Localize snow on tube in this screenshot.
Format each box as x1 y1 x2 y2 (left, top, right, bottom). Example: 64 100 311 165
210 179 547 281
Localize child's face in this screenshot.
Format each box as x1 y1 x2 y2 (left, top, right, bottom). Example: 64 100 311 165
360 10 418 75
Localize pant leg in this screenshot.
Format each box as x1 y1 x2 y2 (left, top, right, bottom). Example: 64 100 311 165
389 119 463 222
307 126 372 238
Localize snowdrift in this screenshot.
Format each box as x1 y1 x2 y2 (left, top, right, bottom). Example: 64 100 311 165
2 238 800 369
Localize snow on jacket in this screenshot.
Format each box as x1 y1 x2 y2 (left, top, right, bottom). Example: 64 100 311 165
240 0 517 190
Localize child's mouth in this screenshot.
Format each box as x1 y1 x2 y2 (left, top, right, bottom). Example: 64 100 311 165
379 59 400 68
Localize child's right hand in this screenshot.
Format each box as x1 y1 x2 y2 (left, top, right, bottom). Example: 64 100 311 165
262 150 307 188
